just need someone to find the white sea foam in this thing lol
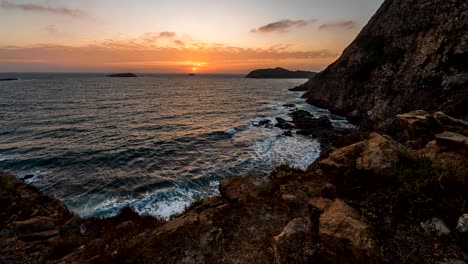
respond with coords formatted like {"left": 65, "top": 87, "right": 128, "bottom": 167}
{"left": 252, "top": 135, "right": 321, "bottom": 171}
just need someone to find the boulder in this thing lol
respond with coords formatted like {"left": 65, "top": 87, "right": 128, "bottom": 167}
{"left": 396, "top": 110, "right": 443, "bottom": 144}
{"left": 319, "top": 133, "right": 410, "bottom": 185}
{"left": 272, "top": 218, "right": 318, "bottom": 264}
{"left": 355, "top": 133, "right": 410, "bottom": 177}
{"left": 318, "top": 199, "right": 382, "bottom": 264}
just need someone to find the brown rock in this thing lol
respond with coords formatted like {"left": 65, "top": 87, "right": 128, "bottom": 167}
{"left": 272, "top": 218, "right": 318, "bottom": 264}
{"left": 355, "top": 133, "right": 410, "bottom": 177}
{"left": 319, "top": 199, "right": 382, "bottom": 264}
{"left": 319, "top": 133, "right": 410, "bottom": 182}
{"left": 396, "top": 110, "right": 442, "bottom": 144}
{"left": 219, "top": 175, "right": 273, "bottom": 203}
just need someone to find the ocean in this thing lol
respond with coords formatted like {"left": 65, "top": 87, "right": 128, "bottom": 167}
{"left": 0, "top": 73, "right": 350, "bottom": 219}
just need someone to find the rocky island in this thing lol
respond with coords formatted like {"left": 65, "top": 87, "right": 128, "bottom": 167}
{"left": 106, "top": 73, "right": 137, "bottom": 78}
{"left": 245, "top": 67, "right": 316, "bottom": 79}
{"left": 1, "top": 0, "right": 467, "bottom": 263}
{"left": 0, "top": 78, "right": 19, "bottom": 81}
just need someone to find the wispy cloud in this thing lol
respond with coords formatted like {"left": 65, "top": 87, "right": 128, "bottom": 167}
{"left": 142, "top": 31, "right": 177, "bottom": 43}
{"left": 250, "top": 19, "right": 316, "bottom": 33}
{"left": 0, "top": 1, "right": 87, "bottom": 18}
{"left": 318, "top": 20, "right": 357, "bottom": 31}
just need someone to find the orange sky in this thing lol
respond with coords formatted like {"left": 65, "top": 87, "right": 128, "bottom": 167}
{"left": 0, "top": 0, "right": 383, "bottom": 73}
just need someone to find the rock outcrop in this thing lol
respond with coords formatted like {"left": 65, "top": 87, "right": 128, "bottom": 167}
{"left": 245, "top": 67, "right": 316, "bottom": 79}
{"left": 300, "top": 0, "right": 468, "bottom": 131}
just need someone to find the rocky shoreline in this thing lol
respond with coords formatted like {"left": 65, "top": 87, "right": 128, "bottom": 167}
{"left": 1, "top": 110, "right": 467, "bottom": 263}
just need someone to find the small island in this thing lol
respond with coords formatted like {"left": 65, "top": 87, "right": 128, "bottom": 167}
{"left": 0, "top": 78, "right": 18, "bottom": 82}
{"left": 245, "top": 67, "right": 316, "bottom": 79}
{"left": 106, "top": 73, "right": 137, "bottom": 78}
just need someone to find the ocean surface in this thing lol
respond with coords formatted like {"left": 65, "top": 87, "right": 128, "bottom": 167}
{"left": 0, "top": 73, "right": 351, "bottom": 219}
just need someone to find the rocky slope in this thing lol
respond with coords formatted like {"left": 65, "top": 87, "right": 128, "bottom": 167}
{"left": 298, "top": 0, "right": 468, "bottom": 131}
{"left": 245, "top": 67, "right": 316, "bottom": 79}
{"left": 1, "top": 111, "right": 467, "bottom": 264}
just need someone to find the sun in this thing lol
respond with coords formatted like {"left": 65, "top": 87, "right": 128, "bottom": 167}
{"left": 192, "top": 67, "right": 197, "bottom": 72}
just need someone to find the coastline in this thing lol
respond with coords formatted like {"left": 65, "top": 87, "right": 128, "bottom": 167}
{"left": 1, "top": 110, "right": 467, "bottom": 263}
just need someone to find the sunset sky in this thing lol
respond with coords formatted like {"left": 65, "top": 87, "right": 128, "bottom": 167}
{"left": 0, "top": 0, "right": 383, "bottom": 73}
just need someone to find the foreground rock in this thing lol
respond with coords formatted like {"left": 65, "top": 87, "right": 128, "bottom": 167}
{"left": 245, "top": 67, "right": 316, "bottom": 79}
{"left": 300, "top": 0, "right": 468, "bottom": 131}
{"left": 106, "top": 73, "right": 137, "bottom": 77}
{"left": 1, "top": 113, "right": 467, "bottom": 263}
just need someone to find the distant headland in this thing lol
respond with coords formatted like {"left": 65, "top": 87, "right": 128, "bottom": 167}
{"left": 245, "top": 67, "right": 316, "bottom": 79}
{"left": 106, "top": 73, "right": 137, "bottom": 78}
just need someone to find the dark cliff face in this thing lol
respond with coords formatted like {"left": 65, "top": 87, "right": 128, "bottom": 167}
{"left": 302, "top": 0, "right": 468, "bottom": 131}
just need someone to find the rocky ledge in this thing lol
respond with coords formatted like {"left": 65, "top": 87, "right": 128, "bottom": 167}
{"left": 1, "top": 111, "right": 467, "bottom": 264}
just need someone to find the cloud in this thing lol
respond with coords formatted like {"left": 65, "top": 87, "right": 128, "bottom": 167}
{"left": 0, "top": 1, "right": 87, "bottom": 18}
{"left": 142, "top": 31, "right": 177, "bottom": 43}
{"left": 250, "top": 19, "right": 315, "bottom": 33}
{"left": 318, "top": 20, "right": 357, "bottom": 31}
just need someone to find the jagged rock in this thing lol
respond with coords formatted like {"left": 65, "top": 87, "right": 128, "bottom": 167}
{"left": 290, "top": 110, "right": 314, "bottom": 119}
{"left": 283, "top": 130, "right": 293, "bottom": 137}
{"left": 433, "top": 112, "right": 468, "bottom": 136}
{"left": 12, "top": 216, "right": 55, "bottom": 234}
{"left": 283, "top": 103, "right": 296, "bottom": 108}
{"left": 275, "top": 117, "right": 295, "bottom": 130}
{"left": 396, "top": 110, "right": 443, "bottom": 144}
{"left": 355, "top": 133, "right": 410, "bottom": 177}
{"left": 435, "top": 132, "right": 468, "bottom": 155}
{"left": 318, "top": 199, "right": 382, "bottom": 264}
{"left": 272, "top": 218, "right": 318, "bottom": 264}
{"left": 301, "top": 0, "right": 468, "bottom": 132}
{"left": 457, "top": 214, "right": 468, "bottom": 233}
{"left": 254, "top": 119, "right": 272, "bottom": 127}
{"left": 319, "top": 133, "right": 410, "bottom": 181}
{"left": 421, "top": 217, "right": 451, "bottom": 236}
{"left": 219, "top": 175, "right": 273, "bottom": 203}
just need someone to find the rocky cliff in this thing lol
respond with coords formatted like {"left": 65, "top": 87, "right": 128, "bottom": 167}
{"left": 300, "top": 0, "right": 468, "bottom": 131}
